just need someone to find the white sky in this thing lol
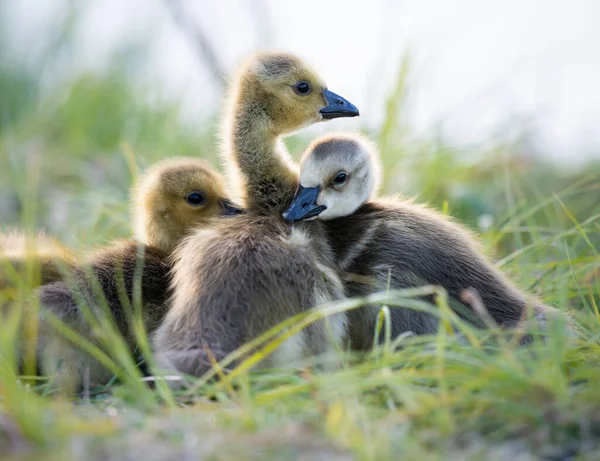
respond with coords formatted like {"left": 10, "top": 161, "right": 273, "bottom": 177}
{"left": 4, "top": 0, "right": 600, "bottom": 162}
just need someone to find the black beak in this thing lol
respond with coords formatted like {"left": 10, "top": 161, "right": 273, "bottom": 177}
{"left": 320, "top": 89, "right": 360, "bottom": 119}
{"left": 282, "top": 185, "right": 327, "bottom": 223}
{"left": 222, "top": 199, "right": 244, "bottom": 216}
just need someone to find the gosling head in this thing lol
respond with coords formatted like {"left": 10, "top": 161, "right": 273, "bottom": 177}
{"left": 132, "top": 157, "right": 242, "bottom": 252}
{"left": 283, "top": 134, "right": 381, "bottom": 222}
{"left": 230, "top": 51, "right": 359, "bottom": 135}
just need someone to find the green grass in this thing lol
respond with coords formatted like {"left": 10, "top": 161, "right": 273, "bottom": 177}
{"left": 2, "top": 19, "right": 600, "bottom": 460}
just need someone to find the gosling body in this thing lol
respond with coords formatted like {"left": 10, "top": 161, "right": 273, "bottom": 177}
{"left": 155, "top": 217, "right": 346, "bottom": 376}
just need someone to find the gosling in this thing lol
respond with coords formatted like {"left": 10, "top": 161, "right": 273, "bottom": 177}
{"left": 154, "top": 52, "right": 359, "bottom": 379}
{"left": 33, "top": 157, "right": 241, "bottom": 390}
{"left": 283, "top": 134, "right": 554, "bottom": 349}
{"left": 0, "top": 232, "right": 76, "bottom": 293}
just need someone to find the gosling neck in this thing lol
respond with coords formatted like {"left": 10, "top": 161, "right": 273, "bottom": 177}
{"left": 133, "top": 209, "right": 174, "bottom": 255}
{"left": 223, "top": 86, "right": 298, "bottom": 214}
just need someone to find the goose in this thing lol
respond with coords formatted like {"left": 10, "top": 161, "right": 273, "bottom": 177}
{"left": 283, "top": 133, "right": 553, "bottom": 349}
{"left": 154, "top": 52, "right": 359, "bottom": 378}
{"left": 32, "top": 157, "right": 241, "bottom": 390}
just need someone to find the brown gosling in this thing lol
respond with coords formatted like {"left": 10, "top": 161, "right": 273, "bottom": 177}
{"left": 154, "top": 52, "right": 359, "bottom": 379}
{"left": 33, "top": 157, "right": 241, "bottom": 390}
{"left": 283, "top": 133, "right": 557, "bottom": 349}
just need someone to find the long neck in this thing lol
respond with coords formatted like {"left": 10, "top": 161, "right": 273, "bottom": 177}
{"left": 222, "top": 88, "right": 298, "bottom": 214}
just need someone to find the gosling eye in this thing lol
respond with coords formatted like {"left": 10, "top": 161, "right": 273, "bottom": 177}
{"left": 293, "top": 81, "right": 312, "bottom": 96}
{"left": 331, "top": 171, "right": 348, "bottom": 187}
{"left": 186, "top": 191, "right": 206, "bottom": 207}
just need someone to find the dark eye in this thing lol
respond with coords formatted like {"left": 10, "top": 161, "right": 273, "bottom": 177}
{"left": 332, "top": 172, "right": 347, "bottom": 186}
{"left": 186, "top": 192, "right": 206, "bottom": 206}
{"left": 294, "top": 81, "right": 312, "bottom": 96}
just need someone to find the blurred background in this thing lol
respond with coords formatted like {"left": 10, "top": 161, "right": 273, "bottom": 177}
{"left": 1, "top": 0, "right": 599, "bottom": 254}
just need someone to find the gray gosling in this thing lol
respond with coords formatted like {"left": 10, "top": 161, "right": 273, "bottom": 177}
{"left": 283, "top": 134, "right": 555, "bottom": 349}
{"left": 154, "top": 52, "right": 359, "bottom": 379}
{"left": 32, "top": 157, "right": 241, "bottom": 391}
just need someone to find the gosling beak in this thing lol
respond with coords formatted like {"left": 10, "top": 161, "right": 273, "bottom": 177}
{"left": 282, "top": 185, "right": 327, "bottom": 223}
{"left": 222, "top": 199, "right": 244, "bottom": 216}
{"left": 320, "top": 89, "right": 360, "bottom": 119}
